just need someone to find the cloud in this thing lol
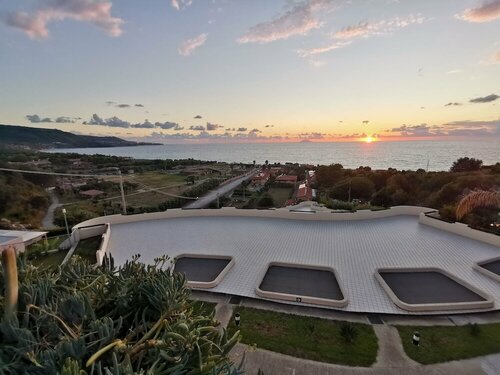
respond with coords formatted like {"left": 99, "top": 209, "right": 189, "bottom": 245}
{"left": 297, "top": 14, "right": 425, "bottom": 57}
{"left": 444, "top": 102, "right": 462, "bottom": 107}
{"left": 469, "top": 94, "right": 499, "bottom": 103}
{"left": 171, "top": 0, "right": 193, "bottom": 11}
{"left": 155, "top": 121, "right": 179, "bottom": 129}
{"left": 456, "top": 0, "right": 500, "bottom": 23}
{"left": 389, "top": 124, "right": 439, "bottom": 137}
{"left": 297, "top": 41, "right": 351, "bottom": 57}
{"left": 387, "top": 120, "right": 500, "bottom": 137}
{"left": 194, "top": 115, "right": 202, "bottom": 119}
{"left": 237, "top": 127, "right": 248, "bottom": 132}
{"left": 135, "top": 104, "right": 144, "bottom": 107}
{"left": 55, "top": 116, "right": 75, "bottom": 123}
{"left": 26, "top": 114, "right": 52, "bottom": 123}
{"left": 83, "top": 113, "right": 130, "bottom": 128}
{"left": 265, "top": 124, "right": 274, "bottom": 128}
{"left": 5, "top": 0, "right": 124, "bottom": 39}
{"left": 362, "top": 120, "right": 369, "bottom": 124}
{"left": 206, "top": 122, "right": 222, "bottom": 131}
{"left": 116, "top": 104, "right": 130, "bottom": 108}
{"left": 105, "top": 101, "right": 116, "bottom": 106}
{"left": 178, "top": 33, "right": 208, "bottom": 56}
{"left": 132, "top": 120, "right": 155, "bottom": 129}
{"left": 447, "top": 69, "right": 462, "bottom": 74}
{"left": 249, "top": 128, "right": 262, "bottom": 133}
{"left": 189, "top": 125, "right": 205, "bottom": 131}
{"left": 333, "top": 14, "right": 425, "bottom": 40}
{"left": 237, "top": 0, "right": 334, "bottom": 44}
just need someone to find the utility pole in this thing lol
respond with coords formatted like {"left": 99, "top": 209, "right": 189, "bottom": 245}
{"left": 348, "top": 180, "right": 351, "bottom": 202}
{"left": 216, "top": 192, "right": 220, "bottom": 209}
{"left": 116, "top": 168, "right": 127, "bottom": 215}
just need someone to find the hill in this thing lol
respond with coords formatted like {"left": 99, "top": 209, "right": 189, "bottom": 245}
{"left": 0, "top": 124, "right": 158, "bottom": 149}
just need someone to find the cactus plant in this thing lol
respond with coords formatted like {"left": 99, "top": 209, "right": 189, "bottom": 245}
{"left": 0, "top": 253, "right": 240, "bottom": 374}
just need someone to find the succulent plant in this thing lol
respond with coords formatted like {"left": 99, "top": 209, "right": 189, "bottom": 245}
{"left": 0, "top": 253, "right": 240, "bottom": 374}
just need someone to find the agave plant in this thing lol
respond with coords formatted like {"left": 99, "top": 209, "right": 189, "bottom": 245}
{"left": 0, "top": 252, "right": 240, "bottom": 374}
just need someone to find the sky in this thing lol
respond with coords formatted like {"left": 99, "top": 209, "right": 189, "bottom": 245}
{"left": 0, "top": 0, "right": 499, "bottom": 144}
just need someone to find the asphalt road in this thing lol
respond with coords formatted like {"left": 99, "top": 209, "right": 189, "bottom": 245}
{"left": 42, "top": 188, "right": 62, "bottom": 229}
{"left": 184, "top": 170, "right": 258, "bottom": 209}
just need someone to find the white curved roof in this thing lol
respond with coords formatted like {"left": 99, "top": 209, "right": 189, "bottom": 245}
{"left": 104, "top": 214, "right": 500, "bottom": 315}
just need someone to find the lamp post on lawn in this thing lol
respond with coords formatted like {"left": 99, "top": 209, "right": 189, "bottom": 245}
{"left": 234, "top": 313, "right": 241, "bottom": 326}
{"left": 62, "top": 208, "right": 70, "bottom": 238}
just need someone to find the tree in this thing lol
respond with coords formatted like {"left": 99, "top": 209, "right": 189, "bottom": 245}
{"left": 456, "top": 189, "right": 500, "bottom": 220}
{"left": 258, "top": 194, "right": 274, "bottom": 208}
{"left": 0, "top": 254, "right": 240, "bottom": 374}
{"left": 450, "top": 157, "right": 483, "bottom": 173}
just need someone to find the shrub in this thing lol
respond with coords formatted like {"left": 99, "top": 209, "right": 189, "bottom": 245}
{"left": 0, "top": 254, "right": 240, "bottom": 374}
{"left": 450, "top": 157, "right": 483, "bottom": 173}
{"left": 339, "top": 322, "right": 358, "bottom": 343}
{"left": 468, "top": 323, "right": 481, "bottom": 337}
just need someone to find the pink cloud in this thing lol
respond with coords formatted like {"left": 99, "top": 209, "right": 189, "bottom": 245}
{"left": 5, "top": 0, "right": 124, "bottom": 39}
{"left": 456, "top": 0, "right": 500, "bottom": 22}
{"left": 178, "top": 33, "right": 208, "bottom": 56}
{"left": 237, "top": 0, "right": 335, "bottom": 44}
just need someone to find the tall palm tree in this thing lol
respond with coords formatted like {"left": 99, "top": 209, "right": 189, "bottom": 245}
{"left": 455, "top": 189, "right": 500, "bottom": 220}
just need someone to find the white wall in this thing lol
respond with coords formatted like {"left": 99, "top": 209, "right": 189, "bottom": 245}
{"left": 419, "top": 213, "right": 500, "bottom": 247}
{"left": 73, "top": 205, "right": 433, "bottom": 229}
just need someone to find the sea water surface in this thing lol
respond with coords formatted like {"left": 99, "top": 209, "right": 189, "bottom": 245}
{"left": 45, "top": 140, "right": 499, "bottom": 171}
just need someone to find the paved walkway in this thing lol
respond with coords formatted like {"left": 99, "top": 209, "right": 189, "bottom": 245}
{"left": 184, "top": 170, "right": 258, "bottom": 209}
{"left": 229, "top": 344, "right": 500, "bottom": 375}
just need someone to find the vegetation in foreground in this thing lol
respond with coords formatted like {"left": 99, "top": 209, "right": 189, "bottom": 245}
{"left": 227, "top": 307, "right": 378, "bottom": 367}
{"left": 0, "top": 252, "right": 240, "bottom": 374}
{"left": 398, "top": 324, "right": 500, "bottom": 364}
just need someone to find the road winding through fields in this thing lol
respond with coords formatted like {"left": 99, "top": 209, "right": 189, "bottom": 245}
{"left": 184, "top": 169, "right": 258, "bottom": 209}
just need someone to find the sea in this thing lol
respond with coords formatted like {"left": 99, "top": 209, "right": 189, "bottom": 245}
{"left": 45, "top": 140, "right": 500, "bottom": 171}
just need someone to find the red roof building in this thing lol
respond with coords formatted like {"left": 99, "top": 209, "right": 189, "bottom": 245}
{"left": 275, "top": 175, "right": 298, "bottom": 184}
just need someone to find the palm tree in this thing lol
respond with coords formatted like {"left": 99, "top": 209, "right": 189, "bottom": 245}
{"left": 455, "top": 189, "right": 500, "bottom": 220}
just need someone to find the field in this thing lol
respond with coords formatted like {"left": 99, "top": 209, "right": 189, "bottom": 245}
{"left": 267, "top": 187, "right": 293, "bottom": 207}
{"left": 398, "top": 324, "right": 500, "bottom": 364}
{"left": 227, "top": 307, "right": 378, "bottom": 366}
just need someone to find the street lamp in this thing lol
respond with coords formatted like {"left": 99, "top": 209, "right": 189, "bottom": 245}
{"left": 62, "top": 208, "right": 70, "bottom": 238}
{"left": 234, "top": 313, "right": 241, "bottom": 326}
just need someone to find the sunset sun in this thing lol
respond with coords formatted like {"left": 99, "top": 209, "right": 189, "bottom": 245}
{"left": 364, "top": 136, "right": 374, "bottom": 143}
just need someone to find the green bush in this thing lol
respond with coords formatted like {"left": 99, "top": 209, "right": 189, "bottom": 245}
{"left": 339, "top": 322, "right": 358, "bottom": 343}
{"left": 0, "top": 254, "right": 240, "bottom": 374}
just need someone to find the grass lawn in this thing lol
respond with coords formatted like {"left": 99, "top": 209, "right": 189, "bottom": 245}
{"left": 74, "top": 236, "right": 101, "bottom": 264}
{"left": 267, "top": 187, "right": 293, "bottom": 207}
{"left": 228, "top": 307, "right": 378, "bottom": 367}
{"left": 127, "top": 172, "right": 186, "bottom": 188}
{"left": 398, "top": 324, "right": 500, "bottom": 364}
{"left": 27, "top": 236, "right": 67, "bottom": 253}
{"left": 32, "top": 250, "right": 68, "bottom": 269}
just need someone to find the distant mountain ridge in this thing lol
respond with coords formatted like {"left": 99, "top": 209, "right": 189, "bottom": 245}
{"left": 0, "top": 124, "right": 158, "bottom": 149}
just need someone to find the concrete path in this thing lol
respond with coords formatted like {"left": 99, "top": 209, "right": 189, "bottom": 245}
{"left": 42, "top": 188, "right": 62, "bottom": 229}
{"left": 372, "top": 325, "right": 418, "bottom": 368}
{"left": 184, "top": 170, "right": 258, "bottom": 209}
{"left": 214, "top": 303, "right": 234, "bottom": 333}
{"left": 230, "top": 344, "right": 499, "bottom": 375}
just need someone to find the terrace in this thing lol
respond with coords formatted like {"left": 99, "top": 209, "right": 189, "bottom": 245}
{"left": 73, "top": 206, "right": 500, "bottom": 315}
